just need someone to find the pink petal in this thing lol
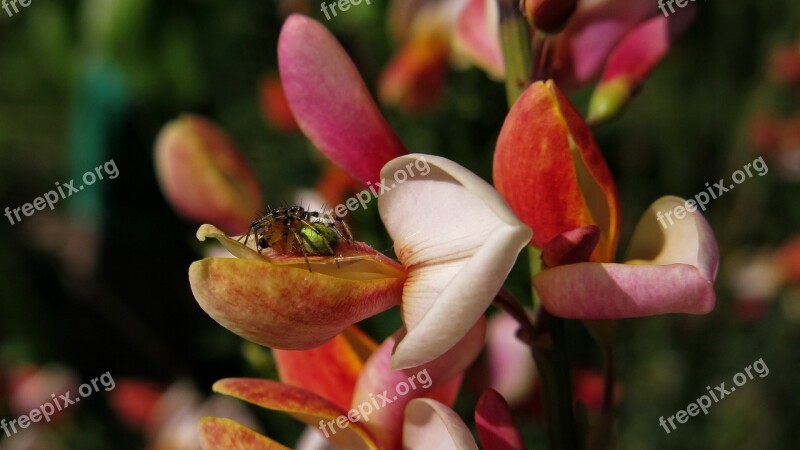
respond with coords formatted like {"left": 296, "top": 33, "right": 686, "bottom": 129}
{"left": 475, "top": 389, "right": 524, "bottom": 450}
{"left": 278, "top": 14, "right": 407, "bottom": 184}
{"left": 588, "top": 7, "right": 695, "bottom": 122}
{"left": 378, "top": 155, "right": 531, "bottom": 368}
{"left": 350, "top": 321, "right": 484, "bottom": 449}
{"left": 403, "top": 399, "right": 478, "bottom": 450}
{"left": 534, "top": 196, "right": 719, "bottom": 319}
{"left": 453, "top": 0, "right": 504, "bottom": 79}
{"left": 551, "top": 0, "right": 656, "bottom": 87}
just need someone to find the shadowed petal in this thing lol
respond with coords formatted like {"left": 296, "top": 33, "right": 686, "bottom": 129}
{"left": 199, "top": 417, "right": 290, "bottom": 450}
{"left": 403, "top": 399, "right": 478, "bottom": 450}
{"left": 213, "top": 379, "right": 379, "bottom": 450}
{"left": 379, "top": 155, "right": 531, "bottom": 369}
{"left": 534, "top": 196, "right": 719, "bottom": 318}
{"left": 279, "top": 14, "right": 407, "bottom": 184}
{"left": 189, "top": 225, "right": 405, "bottom": 350}
{"left": 494, "top": 81, "right": 619, "bottom": 261}
{"left": 274, "top": 327, "right": 377, "bottom": 411}
{"left": 379, "top": 34, "right": 450, "bottom": 111}
{"left": 154, "top": 115, "right": 262, "bottom": 234}
{"left": 475, "top": 389, "right": 524, "bottom": 450}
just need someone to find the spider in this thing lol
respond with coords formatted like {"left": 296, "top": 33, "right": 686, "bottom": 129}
{"left": 239, "top": 206, "right": 352, "bottom": 271}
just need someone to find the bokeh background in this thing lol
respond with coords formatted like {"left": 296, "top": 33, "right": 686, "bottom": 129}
{"left": 1, "top": 0, "right": 799, "bottom": 448}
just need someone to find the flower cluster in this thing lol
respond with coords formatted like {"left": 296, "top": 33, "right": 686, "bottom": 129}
{"left": 154, "top": 3, "right": 719, "bottom": 448}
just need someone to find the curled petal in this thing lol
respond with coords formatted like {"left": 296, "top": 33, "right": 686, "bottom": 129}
{"left": 213, "top": 379, "right": 379, "bottom": 450}
{"left": 154, "top": 115, "right": 262, "bottom": 234}
{"left": 534, "top": 196, "right": 719, "bottom": 318}
{"left": 453, "top": 0, "right": 504, "bottom": 79}
{"left": 379, "top": 155, "right": 531, "bottom": 368}
{"left": 199, "top": 417, "right": 290, "bottom": 450}
{"left": 189, "top": 225, "right": 405, "bottom": 350}
{"left": 494, "top": 81, "right": 619, "bottom": 261}
{"left": 475, "top": 389, "right": 524, "bottom": 450}
{"left": 403, "top": 399, "right": 478, "bottom": 450}
{"left": 274, "top": 327, "right": 377, "bottom": 411}
{"left": 278, "top": 14, "right": 407, "bottom": 184}
{"left": 588, "top": 8, "right": 695, "bottom": 124}
{"left": 350, "top": 321, "right": 484, "bottom": 449}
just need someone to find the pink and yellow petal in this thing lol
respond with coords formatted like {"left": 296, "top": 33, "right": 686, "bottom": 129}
{"left": 189, "top": 225, "right": 406, "bottom": 350}
{"left": 534, "top": 196, "right": 719, "bottom": 319}
{"left": 213, "top": 379, "right": 379, "bottom": 450}
{"left": 403, "top": 399, "right": 478, "bottom": 450}
{"left": 154, "top": 115, "right": 262, "bottom": 234}
{"left": 200, "top": 417, "right": 290, "bottom": 450}
{"left": 278, "top": 14, "right": 407, "bottom": 184}
{"left": 494, "top": 80, "right": 619, "bottom": 261}
{"left": 378, "top": 155, "right": 531, "bottom": 368}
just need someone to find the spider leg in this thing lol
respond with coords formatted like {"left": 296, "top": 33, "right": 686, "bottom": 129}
{"left": 288, "top": 226, "right": 313, "bottom": 272}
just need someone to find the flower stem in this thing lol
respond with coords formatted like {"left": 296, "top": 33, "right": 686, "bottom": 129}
{"left": 497, "top": 0, "right": 533, "bottom": 106}
{"left": 494, "top": 289, "right": 580, "bottom": 450}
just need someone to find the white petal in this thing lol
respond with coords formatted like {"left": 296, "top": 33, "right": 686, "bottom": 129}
{"left": 378, "top": 154, "right": 531, "bottom": 368}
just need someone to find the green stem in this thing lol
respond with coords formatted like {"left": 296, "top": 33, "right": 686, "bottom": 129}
{"left": 497, "top": 0, "right": 533, "bottom": 106}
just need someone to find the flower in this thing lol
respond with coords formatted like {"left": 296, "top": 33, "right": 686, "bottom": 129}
{"left": 188, "top": 14, "right": 531, "bottom": 369}
{"left": 189, "top": 153, "right": 531, "bottom": 369}
{"left": 534, "top": 196, "right": 719, "bottom": 319}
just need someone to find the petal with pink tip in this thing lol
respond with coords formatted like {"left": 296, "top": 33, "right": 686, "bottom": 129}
{"left": 200, "top": 417, "right": 290, "bottom": 450}
{"left": 378, "top": 155, "right": 531, "bottom": 369}
{"left": 350, "top": 321, "right": 484, "bottom": 449}
{"left": 190, "top": 225, "right": 405, "bottom": 350}
{"left": 453, "top": 0, "right": 504, "bottom": 79}
{"left": 278, "top": 14, "right": 407, "bottom": 185}
{"left": 475, "top": 389, "right": 524, "bottom": 450}
{"left": 534, "top": 196, "right": 719, "bottom": 319}
{"left": 403, "top": 399, "right": 478, "bottom": 450}
{"left": 274, "top": 327, "right": 377, "bottom": 411}
{"left": 213, "top": 379, "right": 379, "bottom": 450}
